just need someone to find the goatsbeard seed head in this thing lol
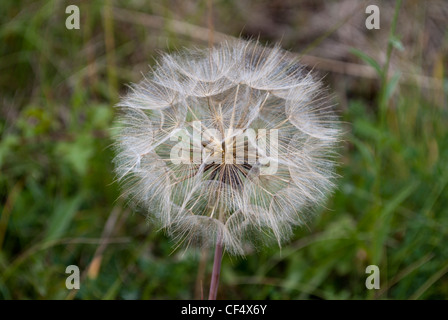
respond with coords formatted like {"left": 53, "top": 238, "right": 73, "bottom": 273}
{"left": 113, "top": 39, "right": 341, "bottom": 255}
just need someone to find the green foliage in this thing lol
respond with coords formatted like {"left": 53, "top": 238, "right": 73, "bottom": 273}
{"left": 0, "top": 0, "right": 447, "bottom": 300}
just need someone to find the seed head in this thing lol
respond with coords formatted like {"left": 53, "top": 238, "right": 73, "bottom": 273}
{"left": 113, "top": 40, "right": 341, "bottom": 255}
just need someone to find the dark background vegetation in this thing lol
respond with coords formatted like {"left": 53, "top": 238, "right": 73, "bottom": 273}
{"left": 1, "top": 0, "right": 447, "bottom": 299}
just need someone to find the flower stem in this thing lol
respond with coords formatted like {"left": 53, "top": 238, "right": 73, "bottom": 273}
{"left": 208, "top": 232, "right": 223, "bottom": 300}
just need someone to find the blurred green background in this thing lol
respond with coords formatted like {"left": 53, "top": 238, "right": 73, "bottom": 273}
{"left": 1, "top": 0, "right": 447, "bottom": 299}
